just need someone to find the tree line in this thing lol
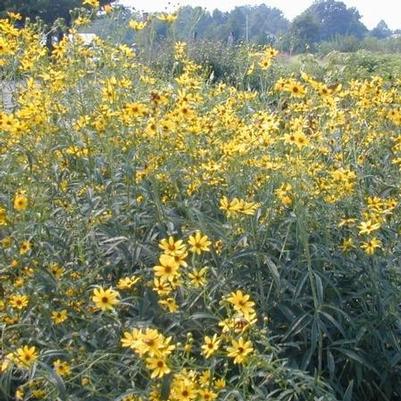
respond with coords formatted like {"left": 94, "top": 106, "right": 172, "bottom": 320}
{"left": 0, "top": 0, "right": 399, "bottom": 53}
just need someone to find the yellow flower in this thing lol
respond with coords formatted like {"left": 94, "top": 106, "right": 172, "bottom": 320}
{"left": 92, "top": 287, "right": 120, "bottom": 311}
{"left": 284, "top": 131, "right": 309, "bottom": 149}
{"left": 198, "top": 389, "right": 217, "bottom": 401}
{"left": 226, "top": 337, "right": 253, "bottom": 364}
{"left": 0, "top": 207, "right": 7, "bottom": 226}
{"left": 338, "top": 218, "right": 356, "bottom": 227}
{"left": 226, "top": 290, "right": 255, "bottom": 320}
{"left": 286, "top": 81, "right": 306, "bottom": 97}
{"left": 339, "top": 238, "right": 355, "bottom": 253}
{"left": 146, "top": 356, "right": 171, "bottom": 378}
{"left": 214, "top": 378, "right": 226, "bottom": 389}
{"left": 51, "top": 310, "right": 68, "bottom": 324}
{"left": 219, "top": 196, "right": 242, "bottom": 217}
{"left": 171, "top": 251, "right": 188, "bottom": 269}
{"left": 0, "top": 236, "right": 12, "bottom": 248}
{"left": 214, "top": 240, "right": 223, "bottom": 254}
{"left": 239, "top": 200, "right": 260, "bottom": 216}
{"left": 358, "top": 220, "right": 381, "bottom": 235}
{"left": 1, "top": 353, "right": 15, "bottom": 373}
{"left": 275, "top": 183, "right": 293, "bottom": 206}
{"left": 159, "top": 236, "right": 187, "bottom": 256}
{"left": 73, "top": 16, "right": 91, "bottom": 26}
{"left": 122, "top": 394, "right": 141, "bottom": 401}
{"left": 53, "top": 359, "right": 71, "bottom": 377}
{"left": 15, "top": 388, "right": 24, "bottom": 400}
{"left": 32, "top": 390, "right": 47, "bottom": 399}
{"left": 233, "top": 315, "right": 257, "bottom": 333}
{"left": 83, "top": 0, "right": 99, "bottom": 7}
{"left": 219, "top": 197, "right": 259, "bottom": 217}
{"left": 153, "top": 278, "right": 173, "bottom": 297}
{"left": 188, "top": 232, "right": 211, "bottom": 255}
{"left": 14, "top": 192, "right": 28, "bottom": 211}
{"left": 198, "top": 370, "right": 211, "bottom": 386}
{"left": 170, "top": 379, "right": 197, "bottom": 401}
{"left": 360, "top": 237, "right": 382, "bottom": 255}
{"left": 124, "top": 328, "right": 175, "bottom": 358}
{"left": 117, "top": 277, "right": 132, "bottom": 290}
{"left": 103, "top": 4, "right": 113, "bottom": 14}
{"left": 188, "top": 267, "right": 208, "bottom": 288}
{"left": 121, "top": 328, "right": 141, "bottom": 349}
{"left": 19, "top": 240, "right": 32, "bottom": 255}
{"left": 293, "top": 131, "right": 309, "bottom": 149}
{"left": 123, "top": 102, "right": 149, "bottom": 118}
{"left": 7, "top": 12, "right": 22, "bottom": 20}
{"left": 157, "top": 13, "right": 177, "bottom": 23}
{"left": 15, "top": 345, "right": 38, "bottom": 368}
{"left": 246, "top": 62, "right": 255, "bottom": 75}
{"left": 201, "top": 334, "right": 220, "bottom": 359}
{"left": 141, "top": 329, "right": 169, "bottom": 357}
{"left": 158, "top": 297, "right": 178, "bottom": 313}
{"left": 142, "top": 329, "right": 165, "bottom": 356}
{"left": 9, "top": 294, "right": 29, "bottom": 310}
{"left": 117, "top": 275, "right": 141, "bottom": 290}
{"left": 264, "top": 46, "right": 279, "bottom": 58}
{"left": 49, "top": 263, "right": 64, "bottom": 279}
{"left": 129, "top": 20, "right": 147, "bottom": 31}
{"left": 153, "top": 254, "right": 180, "bottom": 282}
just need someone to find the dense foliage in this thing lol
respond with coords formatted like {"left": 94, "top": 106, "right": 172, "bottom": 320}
{"left": 81, "top": 1, "right": 401, "bottom": 55}
{"left": 0, "top": 0, "right": 113, "bottom": 25}
{"left": 1, "top": 4, "right": 401, "bottom": 401}
{"left": 301, "top": 0, "right": 368, "bottom": 41}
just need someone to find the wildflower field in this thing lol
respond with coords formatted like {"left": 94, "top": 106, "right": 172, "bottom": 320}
{"left": 1, "top": 7, "right": 401, "bottom": 401}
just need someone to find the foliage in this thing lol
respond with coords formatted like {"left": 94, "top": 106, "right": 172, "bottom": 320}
{"left": 371, "top": 20, "right": 392, "bottom": 40}
{"left": 0, "top": 0, "right": 113, "bottom": 26}
{"left": 301, "top": 0, "right": 368, "bottom": 41}
{"left": 317, "top": 35, "right": 401, "bottom": 55}
{"left": 172, "top": 5, "right": 289, "bottom": 44}
{"left": 321, "top": 50, "right": 401, "bottom": 80}
{"left": 80, "top": 5, "right": 134, "bottom": 44}
{"left": 2, "top": 7, "right": 401, "bottom": 401}
{"left": 79, "top": 3, "right": 401, "bottom": 58}
{"left": 285, "top": 13, "right": 321, "bottom": 53}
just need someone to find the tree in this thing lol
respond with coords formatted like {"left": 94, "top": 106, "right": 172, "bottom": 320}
{"left": 371, "top": 20, "right": 392, "bottom": 39}
{"left": 83, "top": 5, "right": 133, "bottom": 43}
{"left": 303, "top": 0, "right": 367, "bottom": 41}
{"left": 0, "top": 0, "right": 113, "bottom": 26}
{"left": 288, "top": 13, "right": 320, "bottom": 52}
{"left": 247, "top": 5, "right": 289, "bottom": 44}
{"left": 173, "top": 5, "right": 289, "bottom": 44}
{"left": 175, "top": 6, "right": 212, "bottom": 42}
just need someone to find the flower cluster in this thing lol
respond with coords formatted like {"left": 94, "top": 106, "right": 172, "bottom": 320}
{"left": 1, "top": 4, "right": 401, "bottom": 401}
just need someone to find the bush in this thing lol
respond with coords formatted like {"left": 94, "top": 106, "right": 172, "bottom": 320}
{"left": 1, "top": 10, "right": 401, "bottom": 401}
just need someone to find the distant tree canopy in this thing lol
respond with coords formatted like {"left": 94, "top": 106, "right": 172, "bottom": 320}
{"left": 0, "top": 0, "right": 113, "bottom": 26}
{"left": 173, "top": 5, "right": 289, "bottom": 44}
{"left": 302, "top": 0, "right": 368, "bottom": 41}
{"left": 288, "top": 13, "right": 321, "bottom": 52}
{"left": 371, "top": 20, "right": 392, "bottom": 39}
{"left": 6, "top": 0, "right": 397, "bottom": 55}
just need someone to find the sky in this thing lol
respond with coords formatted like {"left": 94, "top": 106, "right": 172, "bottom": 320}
{"left": 117, "top": 0, "right": 401, "bottom": 30}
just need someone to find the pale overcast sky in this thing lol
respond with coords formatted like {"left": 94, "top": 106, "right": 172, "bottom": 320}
{"left": 117, "top": 0, "right": 401, "bottom": 30}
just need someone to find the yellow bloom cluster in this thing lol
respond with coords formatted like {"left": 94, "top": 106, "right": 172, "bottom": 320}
{"left": 219, "top": 196, "right": 260, "bottom": 217}
{"left": 122, "top": 328, "right": 175, "bottom": 378}
{"left": 339, "top": 196, "right": 397, "bottom": 255}
{"left": 1, "top": 8, "right": 401, "bottom": 401}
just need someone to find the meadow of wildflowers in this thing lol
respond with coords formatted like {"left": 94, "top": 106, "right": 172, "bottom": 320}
{"left": 1, "top": 4, "right": 401, "bottom": 401}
